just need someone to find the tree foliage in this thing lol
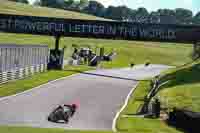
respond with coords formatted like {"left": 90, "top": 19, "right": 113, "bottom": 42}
{"left": 29, "top": 0, "right": 200, "bottom": 25}
{"left": 193, "top": 12, "right": 200, "bottom": 25}
{"left": 39, "top": 0, "right": 65, "bottom": 8}
{"left": 8, "top": 0, "right": 29, "bottom": 4}
{"left": 84, "top": 0, "right": 105, "bottom": 17}
{"left": 175, "top": 8, "right": 193, "bottom": 24}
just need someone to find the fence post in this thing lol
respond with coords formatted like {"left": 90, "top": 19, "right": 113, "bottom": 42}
{"left": 0, "top": 72, "right": 2, "bottom": 83}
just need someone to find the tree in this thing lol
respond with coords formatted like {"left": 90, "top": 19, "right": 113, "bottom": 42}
{"left": 157, "top": 9, "right": 176, "bottom": 24}
{"left": 33, "top": 0, "right": 41, "bottom": 6}
{"left": 149, "top": 11, "right": 160, "bottom": 23}
{"left": 117, "top": 6, "right": 133, "bottom": 21}
{"left": 78, "top": 0, "right": 89, "bottom": 11}
{"left": 175, "top": 8, "right": 193, "bottom": 24}
{"left": 193, "top": 12, "right": 200, "bottom": 25}
{"left": 63, "top": 0, "right": 75, "bottom": 10}
{"left": 84, "top": 0, "right": 105, "bottom": 17}
{"left": 157, "top": 9, "right": 175, "bottom": 16}
{"left": 8, "top": 0, "right": 29, "bottom": 4}
{"left": 40, "top": 0, "right": 65, "bottom": 9}
{"left": 104, "top": 6, "right": 121, "bottom": 20}
{"left": 134, "top": 7, "right": 149, "bottom": 23}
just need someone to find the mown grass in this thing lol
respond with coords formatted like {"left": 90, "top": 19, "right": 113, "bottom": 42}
{"left": 0, "top": 126, "right": 112, "bottom": 133}
{"left": 0, "top": 0, "right": 107, "bottom": 20}
{"left": 120, "top": 81, "right": 151, "bottom": 115}
{"left": 116, "top": 60, "right": 200, "bottom": 133}
{"left": 0, "top": 33, "right": 193, "bottom": 68}
{"left": 157, "top": 60, "right": 200, "bottom": 112}
{"left": 117, "top": 117, "right": 181, "bottom": 133}
{"left": 116, "top": 81, "right": 181, "bottom": 133}
{"left": 0, "top": 1, "right": 192, "bottom": 68}
{"left": 0, "top": 1, "right": 196, "bottom": 132}
{"left": 0, "top": 65, "right": 93, "bottom": 97}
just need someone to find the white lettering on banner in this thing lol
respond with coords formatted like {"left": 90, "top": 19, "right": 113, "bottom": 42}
{"left": 14, "top": 19, "right": 22, "bottom": 29}
{"left": 68, "top": 24, "right": 72, "bottom": 32}
{"left": 131, "top": 28, "right": 138, "bottom": 38}
{"left": 139, "top": 29, "right": 148, "bottom": 38}
{"left": 43, "top": 22, "right": 49, "bottom": 32}
{"left": 139, "top": 28, "right": 176, "bottom": 40}
{"left": 7, "top": 19, "right": 12, "bottom": 29}
{"left": 25, "top": 21, "right": 36, "bottom": 31}
{"left": 61, "top": 23, "right": 64, "bottom": 32}
{"left": 168, "top": 30, "right": 176, "bottom": 39}
{"left": 49, "top": 23, "right": 56, "bottom": 32}
{"left": 68, "top": 24, "right": 105, "bottom": 34}
{"left": 55, "top": 23, "right": 64, "bottom": 32}
{"left": 107, "top": 26, "right": 117, "bottom": 35}
{"left": 0, "top": 17, "right": 179, "bottom": 40}
{"left": 99, "top": 26, "right": 105, "bottom": 34}
{"left": 83, "top": 24, "right": 91, "bottom": 33}
{"left": 36, "top": 22, "right": 42, "bottom": 31}
{"left": 93, "top": 25, "right": 99, "bottom": 34}
{"left": 82, "top": 24, "right": 86, "bottom": 32}
{"left": 0, "top": 19, "right": 6, "bottom": 29}
{"left": 119, "top": 26, "right": 126, "bottom": 36}
{"left": 88, "top": 25, "right": 92, "bottom": 33}
{"left": 74, "top": 24, "right": 81, "bottom": 33}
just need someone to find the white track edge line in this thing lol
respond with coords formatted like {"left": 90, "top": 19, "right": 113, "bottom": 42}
{"left": 112, "top": 82, "right": 139, "bottom": 132}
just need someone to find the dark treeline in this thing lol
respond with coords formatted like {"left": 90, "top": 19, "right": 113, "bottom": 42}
{"left": 9, "top": 0, "right": 200, "bottom": 25}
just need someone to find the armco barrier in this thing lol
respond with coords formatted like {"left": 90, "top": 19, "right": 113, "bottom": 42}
{"left": 0, "top": 44, "right": 49, "bottom": 84}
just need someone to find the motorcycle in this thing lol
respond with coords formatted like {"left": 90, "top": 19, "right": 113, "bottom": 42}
{"left": 48, "top": 104, "right": 77, "bottom": 123}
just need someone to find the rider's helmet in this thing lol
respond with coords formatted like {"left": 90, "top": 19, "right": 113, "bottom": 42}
{"left": 71, "top": 103, "right": 78, "bottom": 109}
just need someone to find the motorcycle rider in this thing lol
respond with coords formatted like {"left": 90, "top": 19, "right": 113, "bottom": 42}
{"left": 48, "top": 103, "right": 78, "bottom": 123}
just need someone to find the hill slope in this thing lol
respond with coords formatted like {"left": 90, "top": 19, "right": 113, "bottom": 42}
{"left": 157, "top": 60, "right": 200, "bottom": 112}
{"left": 0, "top": 0, "right": 192, "bottom": 68}
{"left": 0, "top": 0, "right": 107, "bottom": 20}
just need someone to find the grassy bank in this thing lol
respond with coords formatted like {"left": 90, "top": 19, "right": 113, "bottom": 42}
{"left": 116, "top": 60, "right": 200, "bottom": 133}
{"left": 0, "top": 65, "right": 92, "bottom": 97}
{"left": 0, "top": 0, "right": 106, "bottom": 20}
{"left": 0, "top": 126, "right": 112, "bottom": 133}
{"left": 116, "top": 81, "right": 181, "bottom": 133}
{"left": 0, "top": 1, "right": 196, "bottom": 133}
{"left": 0, "top": 33, "right": 192, "bottom": 68}
{"left": 157, "top": 60, "right": 200, "bottom": 112}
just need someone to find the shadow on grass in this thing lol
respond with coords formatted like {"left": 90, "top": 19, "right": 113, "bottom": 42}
{"left": 167, "top": 120, "right": 195, "bottom": 133}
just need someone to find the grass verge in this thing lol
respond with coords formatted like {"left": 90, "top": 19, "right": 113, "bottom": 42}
{"left": 0, "top": 1, "right": 196, "bottom": 132}
{"left": 0, "top": 33, "right": 193, "bottom": 68}
{"left": 116, "top": 81, "right": 181, "bottom": 133}
{"left": 157, "top": 60, "right": 200, "bottom": 112}
{"left": 0, "top": 0, "right": 107, "bottom": 20}
{"left": 116, "top": 60, "right": 200, "bottom": 133}
{"left": 0, "top": 126, "right": 112, "bottom": 133}
{"left": 0, "top": 65, "right": 93, "bottom": 97}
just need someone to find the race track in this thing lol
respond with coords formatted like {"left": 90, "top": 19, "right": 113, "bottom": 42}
{"left": 0, "top": 65, "right": 171, "bottom": 130}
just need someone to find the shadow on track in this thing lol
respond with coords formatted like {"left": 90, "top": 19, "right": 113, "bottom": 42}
{"left": 64, "top": 69, "right": 150, "bottom": 82}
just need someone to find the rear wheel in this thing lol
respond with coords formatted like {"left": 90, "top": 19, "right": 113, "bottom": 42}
{"left": 48, "top": 114, "right": 58, "bottom": 122}
{"left": 48, "top": 108, "right": 62, "bottom": 122}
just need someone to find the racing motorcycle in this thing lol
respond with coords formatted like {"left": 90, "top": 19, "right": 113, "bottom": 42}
{"left": 48, "top": 104, "right": 78, "bottom": 123}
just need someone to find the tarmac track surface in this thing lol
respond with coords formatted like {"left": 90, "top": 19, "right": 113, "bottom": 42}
{"left": 0, "top": 65, "right": 171, "bottom": 130}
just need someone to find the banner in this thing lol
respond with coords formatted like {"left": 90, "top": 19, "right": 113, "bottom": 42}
{"left": 0, "top": 13, "right": 200, "bottom": 43}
